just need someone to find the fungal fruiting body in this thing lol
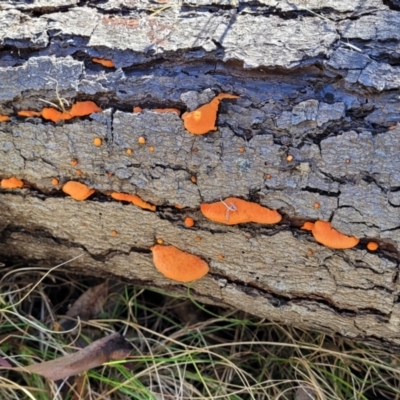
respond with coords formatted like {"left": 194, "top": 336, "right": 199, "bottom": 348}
{"left": 151, "top": 244, "right": 209, "bottom": 282}
{"left": 51, "top": 178, "right": 59, "bottom": 186}
{"left": 0, "top": 114, "right": 10, "bottom": 122}
{"left": 110, "top": 192, "right": 156, "bottom": 211}
{"left": 18, "top": 110, "right": 42, "bottom": 117}
{"left": 133, "top": 107, "right": 143, "bottom": 113}
{"left": 1, "top": 177, "right": 24, "bottom": 189}
{"left": 301, "top": 220, "right": 359, "bottom": 249}
{"left": 367, "top": 241, "right": 379, "bottom": 251}
{"left": 182, "top": 93, "right": 239, "bottom": 135}
{"left": 93, "top": 138, "right": 102, "bottom": 146}
{"left": 92, "top": 58, "right": 114, "bottom": 68}
{"left": 41, "top": 101, "right": 102, "bottom": 123}
{"left": 62, "top": 181, "right": 95, "bottom": 201}
{"left": 184, "top": 217, "right": 195, "bottom": 227}
{"left": 200, "top": 197, "right": 282, "bottom": 225}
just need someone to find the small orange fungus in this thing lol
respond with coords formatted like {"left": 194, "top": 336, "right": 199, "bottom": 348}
{"left": 265, "top": 174, "right": 271, "bottom": 179}
{"left": 217, "top": 254, "right": 224, "bottom": 260}
{"left": 307, "top": 249, "right": 313, "bottom": 255}
{"left": 93, "top": 137, "right": 102, "bottom": 146}
{"left": 76, "top": 169, "right": 82, "bottom": 176}
{"left": 1, "top": 177, "right": 24, "bottom": 189}
{"left": 149, "top": 146, "right": 154, "bottom": 152}
{"left": 51, "top": 178, "right": 59, "bottom": 186}
{"left": 201, "top": 197, "right": 282, "bottom": 225}
{"left": 107, "top": 172, "right": 113, "bottom": 177}
{"left": 110, "top": 192, "right": 156, "bottom": 211}
{"left": 196, "top": 236, "right": 202, "bottom": 241}
{"left": 133, "top": 106, "right": 143, "bottom": 113}
{"left": 0, "top": 114, "right": 10, "bottom": 122}
{"left": 18, "top": 110, "right": 42, "bottom": 118}
{"left": 314, "top": 202, "right": 320, "bottom": 209}
{"left": 157, "top": 238, "right": 164, "bottom": 244}
{"left": 111, "top": 230, "right": 118, "bottom": 236}
{"left": 41, "top": 101, "right": 102, "bottom": 123}
{"left": 345, "top": 158, "right": 350, "bottom": 164}
{"left": 92, "top": 57, "right": 114, "bottom": 68}
{"left": 182, "top": 93, "right": 239, "bottom": 135}
{"left": 175, "top": 204, "right": 185, "bottom": 209}
{"left": 62, "top": 181, "right": 95, "bottom": 201}
{"left": 126, "top": 148, "right": 132, "bottom": 155}
{"left": 153, "top": 108, "right": 181, "bottom": 116}
{"left": 302, "top": 220, "right": 359, "bottom": 249}
{"left": 71, "top": 159, "right": 78, "bottom": 167}
{"left": 138, "top": 137, "right": 146, "bottom": 144}
{"left": 190, "top": 176, "right": 197, "bottom": 183}
{"left": 287, "top": 155, "right": 293, "bottom": 162}
{"left": 367, "top": 241, "right": 379, "bottom": 251}
{"left": 184, "top": 217, "right": 195, "bottom": 227}
{"left": 151, "top": 244, "right": 209, "bottom": 282}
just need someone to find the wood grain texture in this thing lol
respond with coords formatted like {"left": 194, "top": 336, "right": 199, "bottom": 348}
{"left": 1, "top": 0, "right": 400, "bottom": 350}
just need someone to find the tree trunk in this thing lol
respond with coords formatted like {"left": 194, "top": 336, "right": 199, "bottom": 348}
{"left": 1, "top": 0, "right": 400, "bottom": 350}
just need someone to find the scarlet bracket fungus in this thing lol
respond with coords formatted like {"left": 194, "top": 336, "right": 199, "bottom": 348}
{"left": 184, "top": 217, "right": 195, "bottom": 227}
{"left": 0, "top": 114, "right": 10, "bottom": 122}
{"left": 62, "top": 181, "right": 95, "bottom": 201}
{"left": 41, "top": 101, "right": 102, "bottom": 123}
{"left": 51, "top": 178, "right": 59, "bottom": 186}
{"left": 301, "top": 220, "right": 359, "bottom": 249}
{"left": 181, "top": 93, "right": 239, "bottom": 135}
{"left": 93, "top": 137, "right": 102, "bottom": 146}
{"left": 110, "top": 192, "right": 156, "bottom": 211}
{"left": 18, "top": 110, "right": 41, "bottom": 118}
{"left": 367, "top": 241, "right": 379, "bottom": 251}
{"left": 153, "top": 108, "right": 181, "bottom": 116}
{"left": 1, "top": 177, "right": 24, "bottom": 189}
{"left": 151, "top": 244, "right": 209, "bottom": 282}
{"left": 200, "top": 197, "right": 282, "bottom": 225}
{"left": 92, "top": 57, "right": 115, "bottom": 68}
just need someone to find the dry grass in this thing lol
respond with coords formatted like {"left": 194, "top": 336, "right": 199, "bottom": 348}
{"left": 0, "top": 259, "right": 400, "bottom": 400}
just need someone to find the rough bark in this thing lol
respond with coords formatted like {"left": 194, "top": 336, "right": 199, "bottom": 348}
{"left": 1, "top": 0, "right": 400, "bottom": 350}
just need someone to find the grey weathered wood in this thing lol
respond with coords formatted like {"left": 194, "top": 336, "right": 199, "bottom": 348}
{"left": 1, "top": 0, "right": 400, "bottom": 350}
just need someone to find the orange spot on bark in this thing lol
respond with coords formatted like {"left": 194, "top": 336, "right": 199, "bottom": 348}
{"left": 107, "top": 172, "right": 113, "bottom": 177}
{"left": 217, "top": 254, "right": 224, "bottom": 259}
{"left": 305, "top": 220, "right": 359, "bottom": 249}
{"left": 181, "top": 93, "right": 239, "bottom": 135}
{"left": 239, "top": 147, "right": 245, "bottom": 153}
{"left": 287, "top": 155, "right": 293, "bottom": 162}
{"left": 301, "top": 222, "right": 315, "bottom": 231}
{"left": 175, "top": 204, "right": 185, "bottom": 209}
{"left": 195, "top": 236, "right": 202, "bottom": 241}
{"left": 1, "top": 177, "right": 23, "bottom": 189}
{"left": 62, "top": 181, "right": 95, "bottom": 201}
{"left": 110, "top": 192, "right": 156, "bottom": 211}
{"left": 149, "top": 146, "right": 154, "bottom": 152}
{"left": 51, "top": 178, "right": 59, "bottom": 186}
{"left": 0, "top": 114, "right": 10, "bottom": 122}
{"left": 314, "top": 202, "right": 320, "bottom": 209}
{"left": 265, "top": 174, "right": 271, "bottom": 179}
{"left": 184, "top": 217, "right": 195, "bottom": 227}
{"left": 151, "top": 244, "right": 209, "bottom": 282}
{"left": 138, "top": 137, "right": 146, "bottom": 144}
{"left": 133, "top": 106, "right": 143, "bottom": 113}
{"left": 307, "top": 249, "right": 313, "bottom": 255}
{"left": 76, "top": 169, "right": 82, "bottom": 176}
{"left": 126, "top": 148, "right": 132, "bottom": 155}
{"left": 190, "top": 176, "right": 197, "bottom": 183}
{"left": 367, "top": 241, "right": 379, "bottom": 251}
{"left": 93, "top": 137, "right": 102, "bottom": 146}
{"left": 111, "top": 230, "right": 118, "bottom": 236}
{"left": 92, "top": 57, "right": 115, "bottom": 68}
{"left": 18, "top": 110, "right": 42, "bottom": 118}
{"left": 153, "top": 108, "right": 181, "bottom": 116}
{"left": 157, "top": 238, "right": 164, "bottom": 244}
{"left": 41, "top": 101, "right": 102, "bottom": 123}
{"left": 201, "top": 197, "right": 281, "bottom": 225}
{"left": 71, "top": 159, "right": 78, "bottom": 167}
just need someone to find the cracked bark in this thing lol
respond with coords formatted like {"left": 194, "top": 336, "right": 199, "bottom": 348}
{"left": 1, "top": 0, "right": 400, "bottom": 350}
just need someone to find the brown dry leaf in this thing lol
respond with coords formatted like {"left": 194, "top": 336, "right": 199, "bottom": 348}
{"left": 12, "top": 332, "right": 131, "bottom": 381}
{"left": 59, "top": 281, "right": 108, "bottom": 330}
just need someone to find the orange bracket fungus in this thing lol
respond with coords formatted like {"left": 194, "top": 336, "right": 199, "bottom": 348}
{"left": 93, "top": 137, "right": 102, "bottom": 146}
{"left": 0, "top": 114, "right": 10, "bottom": 122}
{"left": 110, "top": 192, "right": 156, "bottom": 211}
{"left": 41, "top": 101, "right": 102, "bottom": 123}
{"left": 151, "top": 244, "right": 209, "bottom": 282}
{"left": 184, "top": 217, "right": 195, "bottom": 227}
{"left": 62, "top": 181, "right": 95, "bottom": 201}
{"left": 301, "top": 220, "right": 359, "bottom": 249}
{"left": 182, "top": 93, "right": 239, "bottom": 135}
{"left": 1, "top": 177, "right": 24, "bottom": 189}
{"left": 200, "top": 197, "right": 281, "bottom": 225}
{"left": 92, "top": 57, "right": 115, "bottom": 68}
{"left": 367, "top": 241, "right": 379, "bottom": 251}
